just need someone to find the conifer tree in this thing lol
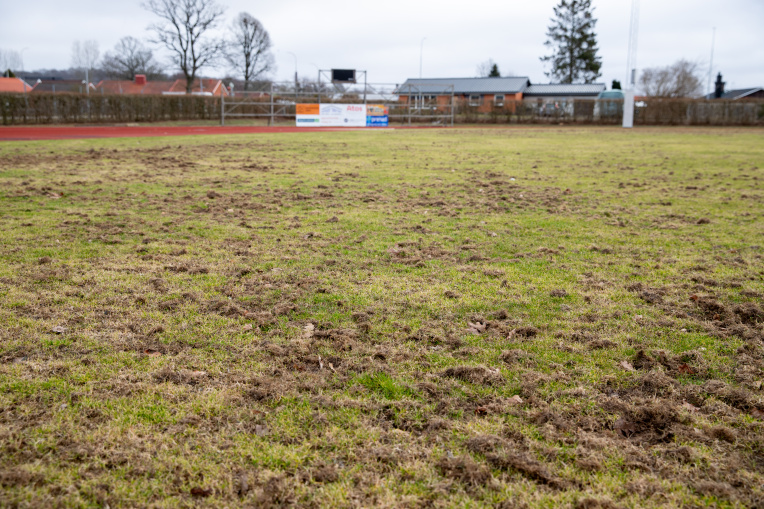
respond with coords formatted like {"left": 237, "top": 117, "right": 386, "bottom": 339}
{"left": 540, "top": 0, "right": 602, "bottom": 84}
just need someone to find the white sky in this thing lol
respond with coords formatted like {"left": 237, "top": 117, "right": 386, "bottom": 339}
{"left": 2, "top": 0, "right": 763, "bottom": 92}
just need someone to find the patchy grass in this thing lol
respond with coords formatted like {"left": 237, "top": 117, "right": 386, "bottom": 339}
{"left": 0, "top": 126, "right": 763, "bottom": 508}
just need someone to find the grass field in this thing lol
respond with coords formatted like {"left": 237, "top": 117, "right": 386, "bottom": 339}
{"left": 1, "top": 126, "right": 763, "bottom": 508}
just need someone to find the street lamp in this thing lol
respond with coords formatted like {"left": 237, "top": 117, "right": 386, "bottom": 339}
{"left": 20, "top": 47, "right": 29, "bottom": 72}
{"left": 286, "top": 51, "right": 297, "bottom": 89}
{"left": 419, "top": 37, "right": 427, "bottom": 79}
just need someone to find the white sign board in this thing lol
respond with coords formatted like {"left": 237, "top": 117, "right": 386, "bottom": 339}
{"left": 296, "top": 104, "right": 367, "bottom": 127}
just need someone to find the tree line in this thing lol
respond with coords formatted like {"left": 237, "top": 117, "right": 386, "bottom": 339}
{"left": 4, "top": 0, "right": 273, "bottom": 93}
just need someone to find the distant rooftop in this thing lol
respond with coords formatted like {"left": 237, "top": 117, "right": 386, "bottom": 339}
{"left": 0, "top": 77, "right": 33, "bottom": 93}
{"left": 524, "top": 83, "right": 606, "bottom": 97}
{"left": 704, "top": 87, "right": 764, "bottom": 100}
{"left": 397, "top": 77, "right": 607, "bottom": 97}
{"left": 397, "top": 77, "right": 531, "bottom": 95}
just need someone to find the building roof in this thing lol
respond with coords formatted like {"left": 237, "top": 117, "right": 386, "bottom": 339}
{"left": 94, "top": 79, "right": 174, "bottom": 95}
{"left": 168, "top": 78, "right": 228, "bottom": 95}
{"left": 716, "top": 87, "right": 763, "bottom": 100}
{"left": 397, "top": 77, "right": 531, "bottom": 95}
{"left": 524, "top": 83, "right": 606, "bottom": 97}
{"left": 0, "top": 77, "right": 33, "bottom": 93}
{"left": 31, "top": 80, "right": 91, "bottom": 93}
{"left": 596, "top": 90, "right": 625, "bottom": 99}
{"left": 397, "top": 77, "right": 607, "bottom": 97}
{"left": 94, "top": 78, "right": 228, "bottom": 96}
{"left": 703, "top": 87, "right": 764, "bottom": 100}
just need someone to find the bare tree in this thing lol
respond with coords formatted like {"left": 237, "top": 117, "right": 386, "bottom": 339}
{"left": 144, "top": 0, "right": 226, "bottom": 93}
{"left": 101, "top": 37, "right": 164, "bottom": 80}
{"left": 226, "top": 12, "right": 274, "bottom": 91}
{"left": 0, "top": 49, "right": 23, "bottom": 76}
{"left": 639, "top": 59, "right": 704, "bottom": 98}
{"left": 71, "top": 40, "right": 100, "bottom": 78}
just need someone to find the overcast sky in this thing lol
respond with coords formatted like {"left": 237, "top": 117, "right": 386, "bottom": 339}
{"left": 2, "top": 0, "right": 763, "bottom": 93}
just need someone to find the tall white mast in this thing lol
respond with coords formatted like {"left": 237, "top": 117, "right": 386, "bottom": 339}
{"left": 623, "top": 0, "right": 639, "bottom": 128}
{"left": 626, "top": 0, "right": 640, "bottom": 88}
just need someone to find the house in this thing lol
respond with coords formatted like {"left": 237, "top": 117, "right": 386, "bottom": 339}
{"left": 396, "top": 77, "right": 605, "bottom": 113}
{"left": 163, "top": 77, "right": 230, "bottom": 96}
{"left": 708, "top": 88, "right": 764, "bottom": 100}
{"left": 704, "top": 73, "right": 764, "bottom": 100}
{"left": 93, "top": 75, "right": 229, "bottom": 96}
{"left": 397, "top": 77, "right": 529, "bottom": 112}
{"left": 0, "top": 77, "right": 33, "bottom": 93}
{"left": 30, "top": 79, "right": 95, "bottom": 94}
{"left": 94, "top": 75, "right": 173, "bottom": 95}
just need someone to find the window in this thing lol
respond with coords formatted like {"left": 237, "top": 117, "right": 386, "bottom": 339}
{"left": 410, "top": 94, "right": 437, "bottom": 110}
{"left": 494, "top": 94, "right": 505, "bottom": 107}
{"left": 469, "top": 94, "right": 482, "bottom": 106}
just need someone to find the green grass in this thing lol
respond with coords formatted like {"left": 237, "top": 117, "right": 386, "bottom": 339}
{"left": 0, "top": 126, "right": 762, "bottom": 508}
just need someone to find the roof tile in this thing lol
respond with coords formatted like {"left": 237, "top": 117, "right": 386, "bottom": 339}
{"left": 0, "top": 77, "right": 33, "bottom": 93}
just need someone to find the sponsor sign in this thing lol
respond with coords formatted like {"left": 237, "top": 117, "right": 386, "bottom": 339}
{"left": 295, "top": 104, "right": 389, "bottom": 127}
{"left": 366, "top": 104, "right": 389, "bottom": 127}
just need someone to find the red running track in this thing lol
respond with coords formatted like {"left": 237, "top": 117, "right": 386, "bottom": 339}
{"left": 0, "top": 125, "right": 409, "bottom": 141}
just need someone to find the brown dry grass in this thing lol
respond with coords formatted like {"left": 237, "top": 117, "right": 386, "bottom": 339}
{"left": 0, "top": 126, "right": 763, "bottom": 507}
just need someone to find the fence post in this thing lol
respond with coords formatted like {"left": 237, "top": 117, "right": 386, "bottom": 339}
{"left": 221, "top": 91, "right": 225, "bottom": 126}
{"left": 451, "top": 87, "right": 454, "bottom": 127}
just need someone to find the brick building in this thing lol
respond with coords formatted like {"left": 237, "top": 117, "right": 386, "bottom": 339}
{"left": 397, "top": 77, "right": 605, "bottom": 113}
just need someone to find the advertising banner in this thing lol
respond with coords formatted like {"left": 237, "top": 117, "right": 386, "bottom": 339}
{"left": 295, "top": 104, "right": 389, "bottom": 127}
{"left": 366, "top": 104, "right": 389, "bottom": 127}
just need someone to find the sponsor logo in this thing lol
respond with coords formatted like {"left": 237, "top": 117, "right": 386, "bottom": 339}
{"left": 320, "top": 105, "right": 343, "bottom": 115}
{"left": 296, "top": 104, "right": 320, "bottom": 115}
{"left": 367, "top": 105, "right": 388, "bottom": 115}
{"left": 367, "top": 116, "right": 389, "bottom": 126}
{"left": 297, "top": 118, "right": 320, "bottom": 123}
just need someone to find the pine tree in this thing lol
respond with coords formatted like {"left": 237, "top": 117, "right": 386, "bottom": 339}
{"left": 488, "top": 64, "right": 500, "bottom": 77}
{"left": 540, "top": 0, "right": 602, "bottom": 84}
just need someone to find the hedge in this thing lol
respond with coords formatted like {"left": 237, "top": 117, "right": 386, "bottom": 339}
{"left": 1, "top": 92, "right": 220, "bottom": 125}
